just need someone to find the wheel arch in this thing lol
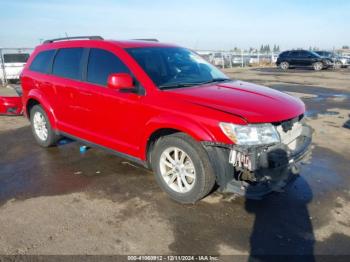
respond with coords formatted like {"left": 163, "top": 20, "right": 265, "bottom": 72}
{"left": 141, "top": 116, "right": 215, "bottom": 166}
{"left": 26, "top": 90, "right": 58, "bottom": 130}
{"left": 26, "top": 98, "right": 40, "bottom": 118}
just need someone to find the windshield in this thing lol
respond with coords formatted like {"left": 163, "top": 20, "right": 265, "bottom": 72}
{"left": 126, "top": 47, "right": 230, "bottom": 89}
{"left": 309, "top": 51, "right": 323, "bottom": 58}
{"left": 316, "top": 51, "right": 333, "bottom": 58}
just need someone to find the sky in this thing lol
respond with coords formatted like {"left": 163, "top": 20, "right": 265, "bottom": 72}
{"left": 0, "top": 0, "right": 349, "bottom": 50}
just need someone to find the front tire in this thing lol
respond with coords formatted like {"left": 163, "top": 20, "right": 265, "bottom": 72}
{"left": 313, "top": 62, "right": 323, "bottom": 71}
{"left": 151, "top": 133, "right": 216, "bottom": 204}
{"left": 30, "top": 105, "right": 59, "bottom": 147}
{"left": 334, "top": 61, "right": 342, "bottom": 69}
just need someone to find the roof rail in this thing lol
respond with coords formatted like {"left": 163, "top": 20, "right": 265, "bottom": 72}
{"left": 132, "top": 39, "right": 159, "bottom": 42}
{"left": 43, "top": 36, "right": 103, "bottom": 44}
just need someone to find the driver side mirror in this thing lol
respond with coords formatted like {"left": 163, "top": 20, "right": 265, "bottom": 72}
{"left": 107, "top": 73, "right": 134, "bottom": 91}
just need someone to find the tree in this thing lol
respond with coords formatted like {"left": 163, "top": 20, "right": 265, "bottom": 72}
{"left": 266, "top": 44, "right": 271, "bottom": 53}
{"left": 342, "top": 45, "right": 349, "bottom": 49}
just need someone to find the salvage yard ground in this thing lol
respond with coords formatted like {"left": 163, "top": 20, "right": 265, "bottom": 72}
{"left": 0, "top": 67, "right": 349, "bottom": 257}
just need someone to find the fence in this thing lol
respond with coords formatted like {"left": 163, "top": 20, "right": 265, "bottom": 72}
{"left": 0, "top": 48, "right": 34, "bottom": 86}
{"left": 196, "top": 50, "right": 280, "bottom": 68}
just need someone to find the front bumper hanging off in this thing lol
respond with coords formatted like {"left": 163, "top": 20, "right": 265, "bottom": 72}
{"left": 203, "top": 123, "right": 313, "bottom": 199}
{"left": 0, "top": 96, "right": 23, "bottom": 116}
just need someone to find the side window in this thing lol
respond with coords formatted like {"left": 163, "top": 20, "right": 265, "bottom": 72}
{"left": 280, "top": 51, "right": 289, "bottom": 58}
{"left": 299, "top": 51, "right": 311, "bottom": 58}
{"left": 87, "top": 48, "right": 130, "bottom": 86}
{"left": 52, "top": 48, "right": 84, "bottom": 80}
{"left": 289, "top": 51, "right": 297, "bottom": 57}
{"left": 297, "top": 51, "right": 304, "bottom": 57}
{"left": 29, "top": 50, "right": 55, "bottom": 73}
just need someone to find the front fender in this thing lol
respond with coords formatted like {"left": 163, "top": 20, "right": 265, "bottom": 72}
{"left": 140, "top": 114, "right": 215, "bottom": 160}
{"left": 26, "top": 89, "right": 58, "bottom": 130}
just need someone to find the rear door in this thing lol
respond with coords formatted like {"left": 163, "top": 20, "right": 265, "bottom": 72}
{"left": 50, "top": 47, "right": 86, "bottom": 135}
{"left": 297, "top": 51, "right": 313, "bottom": 66}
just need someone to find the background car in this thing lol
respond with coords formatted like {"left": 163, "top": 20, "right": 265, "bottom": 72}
{"left": 338, "top": 56, "right": 350, "bottom": 67}
{"left": 276, "top": 50, "right": 333, "bottom": 71}
{"left": 314, "top": 51, "right": 347, "bottom": 68}
{"left": 0, "top": 52, "right": 30, "bottom": 85}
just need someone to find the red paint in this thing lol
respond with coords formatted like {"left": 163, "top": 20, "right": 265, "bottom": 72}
{"left": 21, "top": 39, "right": 305, "bottom": 161}
{"left": 107, "top": 73, "right": 134, "bottom": 90}
{"left": 0, "top": 96, "right": 23, "bottom": 115}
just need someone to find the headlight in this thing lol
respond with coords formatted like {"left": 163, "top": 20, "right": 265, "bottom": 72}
{"left": 219, "top": 122, "right": 280, "bottom": 145}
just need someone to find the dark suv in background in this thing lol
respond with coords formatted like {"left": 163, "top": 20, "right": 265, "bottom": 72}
{"left": 276, "top": 50, "right": 333, "bottom": 71}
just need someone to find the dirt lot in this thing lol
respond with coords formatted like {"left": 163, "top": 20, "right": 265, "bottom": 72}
{"left": 0, "top": 67, "right": 349, "bottom": 258}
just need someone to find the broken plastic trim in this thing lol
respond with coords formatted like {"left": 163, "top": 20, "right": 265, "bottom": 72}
{"left": 202, "top": 123, "right": 313, "bottom": 198}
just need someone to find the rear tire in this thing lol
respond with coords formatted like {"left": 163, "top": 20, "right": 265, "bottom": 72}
{"left": 30, "top": 105, "right": 59, "bottom": 147}
{"left": 279, "top": 61, "right": 289, "bottom": 70}
{"left": 151, "top": 133, "right": 216, "bottom": 204}
{"left": 313, "top": 62, "right": 323, "bottom": 71}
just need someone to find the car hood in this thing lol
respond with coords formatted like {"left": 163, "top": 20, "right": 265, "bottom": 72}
{"left": 166, "top": 80, "right": 305, "bottom": 123}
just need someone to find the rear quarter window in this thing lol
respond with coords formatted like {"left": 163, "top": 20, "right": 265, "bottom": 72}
{"left": 29, "top": 50, "right": 56, "bottom": 74}
{"left": 52, "top": 48, "right": 84, "bottom": 80}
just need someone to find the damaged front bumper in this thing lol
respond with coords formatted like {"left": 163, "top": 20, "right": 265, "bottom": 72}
{"left": 203, "top": 123, "right": 313, "bottom": 199}
{"left": 0, "top": 96, "right": 23, "bottom": 116}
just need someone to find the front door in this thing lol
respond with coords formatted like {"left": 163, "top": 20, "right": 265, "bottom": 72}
{"left": 73, "top": 48, "right": 145, "bottom": 157}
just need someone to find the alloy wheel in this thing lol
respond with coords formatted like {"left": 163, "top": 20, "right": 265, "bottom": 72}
{"left": 159, "top": 147, "right": 196, "bottom": 193}
{"left": 33, "top": 111, "right": 48, "bottom": 141}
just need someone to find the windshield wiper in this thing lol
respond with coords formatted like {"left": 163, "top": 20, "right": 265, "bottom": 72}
{"left": 159, "top": 78, "right": 231, "bottom": 90}
{"left": 199, "top": 78, "right": 231, "bottom": 84}
{"left": 159, "top": 83, "right": 200, "bottom": 89}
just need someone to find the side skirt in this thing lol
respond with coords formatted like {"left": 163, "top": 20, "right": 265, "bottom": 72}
{"left": 59, "top": 131, "right": 149, "bottom": 169}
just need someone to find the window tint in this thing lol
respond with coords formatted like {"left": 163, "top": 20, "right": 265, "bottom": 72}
{"left": 4, "top": 53, "right": 30, "bottom": 63}
{"left": 29, "top": 50, "right": 55, "bottom": 73}
{"left": 87, "top": 48, "right": 130, "bottom": 86}
{"left": 52, "top": 48, "right": 84, "bottom": 80}
{"left": 127, "top": 47, "right": 229, "bottom": 87}
{"left": 279, "top": 51, "right": 289, "bottom": 58}
{"left": 288, "top": 51, "right": 297, "bottom": 57}
{"left": 297, "top": 51, "right": 308, "bottom": 57}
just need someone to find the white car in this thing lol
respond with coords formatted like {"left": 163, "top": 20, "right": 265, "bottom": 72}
{"left": 0, "top": 52, "right": 30, "bottom": 84}
{"left": 339, "top": 56, "right": 350, "bottom": 67}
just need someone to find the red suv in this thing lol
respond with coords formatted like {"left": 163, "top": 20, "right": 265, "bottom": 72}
{"left": 21, "top": 36, "right": 312, "bottom": 203}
